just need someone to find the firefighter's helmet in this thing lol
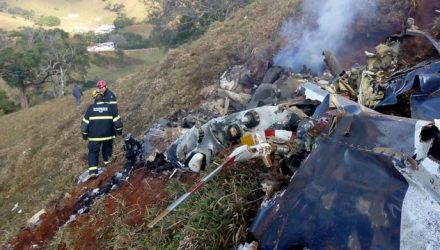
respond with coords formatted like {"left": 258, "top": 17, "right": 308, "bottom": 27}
{"left": 92, "top": 89, "right": 103, "bottom": 99}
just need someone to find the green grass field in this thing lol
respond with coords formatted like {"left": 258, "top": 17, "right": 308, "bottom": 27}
{"left": 119, "top": 23, "right": 154, "bottom": 38}
{"left": 87, "top": 48, "right": 165, "bottom": 83}
{"left": 5, "top": 0, "right": 148, "bottom": 32}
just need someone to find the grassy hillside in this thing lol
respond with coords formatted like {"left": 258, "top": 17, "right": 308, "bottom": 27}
{"left": 87, "top": 48, "right": 165, "bottom": 84}
{"left": 4, "top": 0, "right": 148, "bottom": 32}
{"left": 0, "top": 12, "right": 34, "bottom": 31}
{"left": 2, "top": 0, "right": 305, "bottom": 247}
{"left": 1, "top": 0, "right": 424, "bottom": 248}
{"left": 0, "top": 48, "right": 165, "bottom": 245}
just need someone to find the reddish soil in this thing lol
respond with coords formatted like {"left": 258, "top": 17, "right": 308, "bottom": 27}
{"left": 9, "top": 163, "right": 168, "bottom": 250}
{"left": 66, "top": 169, "right": 168, "bottom": 250}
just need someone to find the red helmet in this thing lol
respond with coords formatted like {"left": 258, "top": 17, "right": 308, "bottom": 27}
{"left": 97, "top": 79, "right": 107, "bottom": 89}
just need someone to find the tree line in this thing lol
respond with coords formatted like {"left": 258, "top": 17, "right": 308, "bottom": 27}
{"left": 146, "top": 0, "right": 253, "bottom": 48}
{"left": 0, "top": 28, "right": 89, "bottom": 109}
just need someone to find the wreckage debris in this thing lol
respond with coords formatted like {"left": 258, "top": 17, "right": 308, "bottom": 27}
{"left": 138, "top": 15, "right": 440, "bottom": 249}
{"left": 249, "top": 110, "right": 440, "bottom": 249}
{"left": 66, "top": 19, "right": 440, "bottom": 247}
{"left": 376, "top": 60, "right": 440, "bottom": 119}
{"left": 148, "top": 128, "right": 299, "bottom": 228}
{"left": 14, "top": 13, "right": 440, "bottom": 250}
{"left": 165, "top": 105, "right": 294, "bottom": 173}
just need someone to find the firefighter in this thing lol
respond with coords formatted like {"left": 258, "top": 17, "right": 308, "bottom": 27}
{"left": 96, "top": 79, "right": 118, "bottom": 111}
{"left": 81, "top": 90, "right": 123, "bottom": 177}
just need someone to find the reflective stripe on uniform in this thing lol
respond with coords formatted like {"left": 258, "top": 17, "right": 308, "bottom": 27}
{"left": 90, "top": 116, "right": 113, "bottom": 120}
{"left": 104, "top": 160, "right": 111, "bottom": 164}
{"left": 113, "top": 115, "right": 120, "bottom": 122}
{"left": 89, "top": 166, "right": 98, "bottom": 171}
{"left": 82, "top": 118, "right": 89, "bottom": 124}
{"left": 88, "top": 136, "right": 115, "bottom": 141}
{"left": 116, "top": 127, "right": 122, "bottom": 131}
{"left": 96, "top": 101, "right": 117, "bottom": 105}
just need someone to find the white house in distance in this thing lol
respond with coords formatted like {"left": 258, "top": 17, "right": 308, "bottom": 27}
{"left": 94, "top": 24, "right": 116, "bottom": 35}
{"left": 87, "top": 42, "right": 116, "bottom": 52}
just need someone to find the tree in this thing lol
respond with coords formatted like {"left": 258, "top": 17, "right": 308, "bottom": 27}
{"left": 0, "top": 45, "right": 53, "bottom": 108}
{"left": 104, "top": 2, "right": 125, "bottom": 15}
{"left": 113, "top": 13, "right": 134, "bottom": 28}
{"left": 140, "top": 0, "right": 163, "bottom": 21}
{"left": 45, "top": 29, "right": 90, "bottom": 96}
{"left": 0, "top": 28, "right": 89, "bottom": 108}
{"left": 147, "top": 0, "right": 253, "bottom": 47}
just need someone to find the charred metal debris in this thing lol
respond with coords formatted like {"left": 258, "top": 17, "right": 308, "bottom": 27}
{"left": 74, "top": 20, "right": 440, "bottom": 249}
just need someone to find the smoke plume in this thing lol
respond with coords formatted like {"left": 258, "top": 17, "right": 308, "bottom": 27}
{"left": 274, "top": 0, "right": 377, "bottom": 74}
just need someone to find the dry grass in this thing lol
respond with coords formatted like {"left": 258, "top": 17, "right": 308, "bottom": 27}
{"left": 0, "top": 12, "right": 35, "bottom": 31}
{"left": 0, "top": 96, "right": 87, "bottom": 244}
{"left": 128, "top": 163, "right": 265, "bottom": 249}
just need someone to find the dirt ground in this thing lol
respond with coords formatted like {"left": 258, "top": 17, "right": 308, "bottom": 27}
{"left": 10, "top": 163, "right": 169, "bottom": 250}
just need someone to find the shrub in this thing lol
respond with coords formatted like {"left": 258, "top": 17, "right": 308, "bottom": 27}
{"left": 117, "top": 32, "right": 150, "bottom": 49}
{"left": 113, "top": 14, "right": 135, "bottom": 29}
{"left": 36, "top": 16, "right": 61, "bottom": 27}
{"left": 0, "top": 89, "right": 19, "bottom": 114}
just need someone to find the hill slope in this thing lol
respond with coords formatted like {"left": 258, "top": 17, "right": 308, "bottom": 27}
{"left": 0, "top": 49, "right": 165, "bottom": 245}
{"left": 0, "top": 0, "right": 301, "bottom": 245}
{"left": 2, "top": 0, "right": 437, "bottom": 248}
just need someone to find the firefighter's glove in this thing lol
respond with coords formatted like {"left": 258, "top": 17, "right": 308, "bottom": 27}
{"left": 82, "top": 134, "right": 88, "bottom": 140}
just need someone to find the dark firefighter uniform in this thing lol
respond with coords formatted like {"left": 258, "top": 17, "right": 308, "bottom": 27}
{"left": 81, "top": 93, "right": 123, "bottom": 175}
{"left": 100, "top": 89, "right": 118, "bottom": 112}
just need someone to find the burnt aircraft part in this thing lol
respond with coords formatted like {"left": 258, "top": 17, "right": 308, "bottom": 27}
{"left": 169, "top": 106, "right": 293, "bottom": 171}
{"left": 311, "top": 94, "right": 330, "bottom": 119}
{"left": 261, "top": 66, "right": 284, "bottom": 84}
{"left": 249, "top": 112, "right": 424, "bottom": 249}
{"left": 410, "top": 93, "right": 440, "bottom": 120}
{"left": 376, "top": 60, "right": 440, "bottom": 107}
{"left": 242, "top": 110, "right": 260, "bottom": 128}
{"left": 292, "top": 100, "right": 319, "bottom": 117}
{"left": 247, "top": 84, "right": 280, "bottom": 109}
{"left": 323, "top": 50, "right": 344, "bottom": 76}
